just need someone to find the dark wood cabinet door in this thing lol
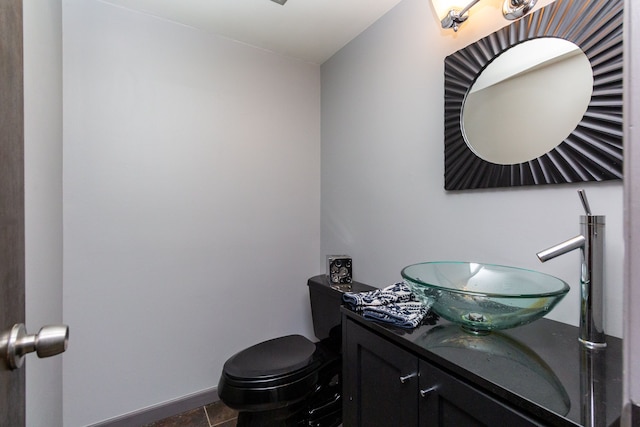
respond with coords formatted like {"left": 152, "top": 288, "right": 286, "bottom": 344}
{"left": 418, "top": 360, "right": 543, "bottom": 427}
{"left": 344, "top": 319, "right": 419, "bottom": 427}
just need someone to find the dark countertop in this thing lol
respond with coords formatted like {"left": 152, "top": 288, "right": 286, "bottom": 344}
{"left": 342, "top": 308, "right": 622, "bottom": 426}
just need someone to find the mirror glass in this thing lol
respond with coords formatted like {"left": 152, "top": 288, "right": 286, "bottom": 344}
{"left": 462, "top": 38, "right": 593, "bottom": 165}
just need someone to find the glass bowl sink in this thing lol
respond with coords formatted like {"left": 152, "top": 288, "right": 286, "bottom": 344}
{"left": 401, "top": 262, "right": 569, "bottom": 334}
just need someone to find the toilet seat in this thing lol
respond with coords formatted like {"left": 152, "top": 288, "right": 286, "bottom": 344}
{"left": 224, "top": 334, "right": 318, "bottom": 381}
{"left": 219, "top": 335, "right": 324, "bottom": 411}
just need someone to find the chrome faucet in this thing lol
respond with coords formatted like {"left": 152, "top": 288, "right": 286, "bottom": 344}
{"left": 536, "top": 190, "right": 606, "bottom": 348}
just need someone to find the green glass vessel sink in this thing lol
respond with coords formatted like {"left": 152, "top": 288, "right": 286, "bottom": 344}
{"left": 401, "top": 262, "right": 569, "bottom": 334}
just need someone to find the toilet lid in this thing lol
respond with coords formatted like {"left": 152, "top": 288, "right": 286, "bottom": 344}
{"left": 224, "top": 335, "right": 317, "bottom": 380}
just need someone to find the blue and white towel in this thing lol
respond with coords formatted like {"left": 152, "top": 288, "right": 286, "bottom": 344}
{"left": 362, "top": 301, "right": 431, "bottom": 329}
{"left": 343, "top": 281, "right": 431, "bottom": 329}
{"left": 342, "top": 282, "right": 415, "bottom": 309}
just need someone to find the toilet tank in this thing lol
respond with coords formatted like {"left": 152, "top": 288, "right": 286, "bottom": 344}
{"left": 308, "top": 275, "right": 376, "bottom": 342}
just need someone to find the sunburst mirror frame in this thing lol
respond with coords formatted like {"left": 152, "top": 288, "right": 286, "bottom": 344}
{"left": 444, "top": 0, "right": 623, "bottom": 190}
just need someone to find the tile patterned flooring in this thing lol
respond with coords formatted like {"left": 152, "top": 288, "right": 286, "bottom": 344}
{"left": 143, "top": 400, "right": 344, "bottom": 427}
{"left": 143, "top": 401, "right": 238, "bottom": 427}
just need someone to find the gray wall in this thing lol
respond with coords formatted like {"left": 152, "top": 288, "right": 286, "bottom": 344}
{"left": 321, "top": 0, "right": 624, "bottom": 337}
{"left": 62, "top": 1, "right": 321, "bottom": 425}
{"left": 24, "top": 2, "right": 64, "bottom": 426}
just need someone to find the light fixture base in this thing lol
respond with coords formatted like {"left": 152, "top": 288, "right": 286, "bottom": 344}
{"left": 503, "top": 0, "right": 537, "bottom": 20}
{"left": 441, "top": 9, "right": 469, "bottom": 32}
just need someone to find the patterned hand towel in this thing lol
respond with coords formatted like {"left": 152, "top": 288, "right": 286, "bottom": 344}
{"left": 362, "top": 301, "right": 432, "bottom": 329}
{"left": 342, "top": 282, "right": 415, "bottom": 309}
{"left": 343, "top": 281, "right": 433, "bottom": 329}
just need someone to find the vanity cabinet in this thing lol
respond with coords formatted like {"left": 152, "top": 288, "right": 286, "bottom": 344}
{"left": 343, "top": 316, "right": 418, "bottom": 426}
{"left": 343, "top": 317, "right": 545, "bottom": 427}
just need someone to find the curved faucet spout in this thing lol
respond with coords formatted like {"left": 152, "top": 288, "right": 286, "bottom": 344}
{"left": 537, "top": 235, "right": 586, "bottom": 262}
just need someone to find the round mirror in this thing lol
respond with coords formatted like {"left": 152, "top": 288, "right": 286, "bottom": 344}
{"left": 461, "top": 38, "right": 593, "bottom": 165}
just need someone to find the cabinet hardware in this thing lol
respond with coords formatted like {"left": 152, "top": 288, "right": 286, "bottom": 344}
{"left": 419, "top": 386, "right": 438, "bottom": 398}
{"left": 399, "top": 373, "right": 418, "bottom": 383}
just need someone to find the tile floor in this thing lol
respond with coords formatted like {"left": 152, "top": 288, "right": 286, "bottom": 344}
{"left": 143, "top": 400, "right": 344, "bottom": 427}
{"left": 143, "top": 401, "right": 238, "bottom": 427}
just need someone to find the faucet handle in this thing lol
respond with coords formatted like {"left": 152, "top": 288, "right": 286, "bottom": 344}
{"left": 578, "top": 189, "right": 592, "bottom": 215}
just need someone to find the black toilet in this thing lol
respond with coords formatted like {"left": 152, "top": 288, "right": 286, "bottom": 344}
{"left": 218, "top": 275, "right": 374, "bottom": 426}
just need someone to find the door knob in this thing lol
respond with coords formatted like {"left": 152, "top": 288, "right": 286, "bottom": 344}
{"left": 0, "top": 323, "right": 69, "bottom": 370}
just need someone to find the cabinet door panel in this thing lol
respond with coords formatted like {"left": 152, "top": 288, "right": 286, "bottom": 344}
{"left": 344, "top": 319, "right": 419, "bottom": 427}
{"left": 418, "top": 360, "right": 543, "bottom": 427}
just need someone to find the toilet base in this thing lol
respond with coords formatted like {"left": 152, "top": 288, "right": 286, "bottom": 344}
{"left": 235, "top": 356, "right": 342, "bottom": 427}
{"left": 235, "top": 388, "right": 341, "bottom": 427}
{"left": 236, "top": 400, "right": 308, "bottom": 427}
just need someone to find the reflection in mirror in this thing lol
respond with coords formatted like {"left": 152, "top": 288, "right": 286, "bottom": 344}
{"left": 462, "top": 38, "right": 593, "bottom": 165}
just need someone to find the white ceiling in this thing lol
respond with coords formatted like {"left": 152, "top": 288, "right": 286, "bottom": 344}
{"left": 99, "top": 0, "right": 405, "bottom": 64}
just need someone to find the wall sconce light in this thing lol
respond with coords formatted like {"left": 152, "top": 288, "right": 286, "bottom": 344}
{"left": 431, "top": 0, "right": 537, "bottom": 31}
